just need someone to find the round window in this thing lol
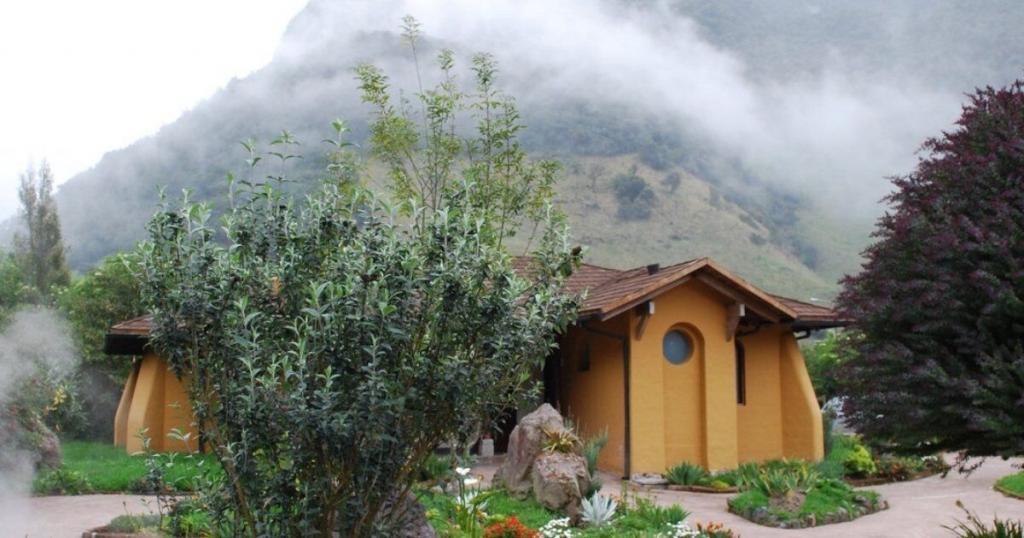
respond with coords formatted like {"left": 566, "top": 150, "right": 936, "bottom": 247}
{"left": 662, "top": 329, "right": 693, "bottom": 365}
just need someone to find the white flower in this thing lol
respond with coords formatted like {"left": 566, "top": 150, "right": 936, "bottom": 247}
{"left": 456, "top": 466, "right": 471, "bottom": 476}
{"left": 539, "top": 517, "right": 575, "bottom": 538}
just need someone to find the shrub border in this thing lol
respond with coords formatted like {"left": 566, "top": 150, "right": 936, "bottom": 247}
{"left": 844, "top": 467, "right": 944, "bottom": 487}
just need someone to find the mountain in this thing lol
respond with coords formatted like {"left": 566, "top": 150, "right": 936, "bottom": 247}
{"left": 51, "top": 0, "right": 1024, "bottom": 300}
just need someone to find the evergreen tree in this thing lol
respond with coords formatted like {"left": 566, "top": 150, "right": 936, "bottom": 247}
{"left": 16, "top": 161, "right": 70, "bottom": 300}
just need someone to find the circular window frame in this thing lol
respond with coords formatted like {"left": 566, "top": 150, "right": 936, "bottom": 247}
{"left": 662, "top": 328, "right": 694, "bottom": 365}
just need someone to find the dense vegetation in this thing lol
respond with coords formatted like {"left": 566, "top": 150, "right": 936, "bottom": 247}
{"left": 838, "top": 79, "right": 1024, "bottom": 458}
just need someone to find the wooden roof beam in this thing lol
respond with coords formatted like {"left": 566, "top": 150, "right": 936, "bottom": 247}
{"left": 695, "top": 273, "right": 781, "bottom": 323}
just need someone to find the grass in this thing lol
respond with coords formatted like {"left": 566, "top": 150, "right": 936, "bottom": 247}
{"left": 33, "top": 441, "right": 221, "bottom": 494}
{"left": 996, "top": 471, "right": 1024, "bottom": 499}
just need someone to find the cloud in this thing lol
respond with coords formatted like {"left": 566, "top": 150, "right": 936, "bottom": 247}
{"left": 281, "top": 0, "right": 964, "bottom": 214}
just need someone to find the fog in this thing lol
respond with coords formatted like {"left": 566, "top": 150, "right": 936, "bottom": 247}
{"left": 280, "top": 0, "right": 966, "bottom": 215}
{"left": 0, "top": 308, "right": 77, "bottom": 534}
{"left": 35, "top": 0, "right": 1024, "bottom": 271}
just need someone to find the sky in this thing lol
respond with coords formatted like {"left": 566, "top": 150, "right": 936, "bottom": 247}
{"left": 0, "top": 0, "right": 307, "bottom": 219}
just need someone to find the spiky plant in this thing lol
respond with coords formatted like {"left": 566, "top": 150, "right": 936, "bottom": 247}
{"left": 581, "top": 493, "right": 618, "bottom": 527}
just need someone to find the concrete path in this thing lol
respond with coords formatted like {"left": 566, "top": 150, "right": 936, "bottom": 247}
{"left": 2, "top": 493, "right": 156, "bottom": 538}
{"left": 475, "top": 456, "right": 1024, "bottom": 537}
{"left": 9, "top": 458, "right": 1023, "bottom": 537}
{"left": 619, "top": 457, "right": 1024, "bottom": 537}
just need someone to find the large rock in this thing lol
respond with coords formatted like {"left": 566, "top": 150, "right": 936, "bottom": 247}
{"left": 371, "top": 490, "right": 437, "bottom": 538}
{"left": 531, "top": 451, "right": 590, "bottom": 522}
{"left": 493, "top": 403, "right": 567, "bottom": 497}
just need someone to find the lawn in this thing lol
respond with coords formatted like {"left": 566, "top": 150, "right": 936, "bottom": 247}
{"left": 33, "top": 441, "right": 221, "bottom": 494}
{"left": 996, "top": 471, "right": 1024, "bottom": 499}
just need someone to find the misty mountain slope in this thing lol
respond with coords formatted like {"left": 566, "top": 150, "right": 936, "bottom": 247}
{"left": 541, "top": 154, "right": 848, "bottom": 299}
{"left": 49, "top": 0, "right": 1024, "bottom": 298}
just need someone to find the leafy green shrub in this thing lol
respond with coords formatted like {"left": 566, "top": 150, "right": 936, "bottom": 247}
{"left": 711, "top": 469, "right": 738, "bottom": 487}
{"left": 665, "top": 462, "right": 710, "bottom": 486}
{"left": 945, "top": 501, "right": 1023, "bottom": 538}
{"left": 139, "top": 32, "right": 580, "bottom": 535}
{"left": 105, "top": 514, "right": 160, "bottom": 533}
{"left": 618, "top": 497, "right": 688, "bottom": 531}
{"left": 33, "top": 466, "right": 93, "bottom": 495}
{"left": 418, "top": 453, "right": 452, "bottom": 484}
{"left": 873, "top": 455, "right": 921, "bottom": 482}
{"left": 842, "top": 443, "right": 877, "bottom": 478}
{"left": 708, "top": 479, "right": 731, "bottom": 491}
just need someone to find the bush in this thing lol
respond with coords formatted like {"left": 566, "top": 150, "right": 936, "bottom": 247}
{"left": 841, "top": 443, "right": 877, "bottom": 478}
{"left": 873, "top": 455, "right": 916, "bottom": 482}
{"left": 105, "top": 514, "right": 160, "bottom": 533}
{"left": 665, "top": 462, "right": 710, "bottom": 486}
{"left": 139, "top": 38, "right": 580, "bottom": 535}
{"left": 612, "top": 172, "right": 656, "bottom": 220}
{"left": 418, "top": 453, "right": 452, "bottom": 484}
{"left": 618, "top": 498, "right": 688, "bottom": 531}
{"left": 33, "top": 466, "right": 93, "bottom": 495}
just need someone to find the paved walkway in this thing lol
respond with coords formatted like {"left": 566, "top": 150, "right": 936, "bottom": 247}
{"left": 3, "top": 493, "right": 156, "bottom": 537}
{"left": 10, "top": 458, "right": 1023, "bottom": 537}
{"left": 475, "top": 455, "right": 1024, "bottom": 537}
{"left": 618, "top": 457, "right": 1024, "bottom": 537}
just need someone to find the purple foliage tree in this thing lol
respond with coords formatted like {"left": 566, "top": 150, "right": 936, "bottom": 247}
{"left": 838, "top": 80, "right": 1024, "bottom": 458}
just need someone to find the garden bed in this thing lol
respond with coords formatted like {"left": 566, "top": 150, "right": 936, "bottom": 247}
{"left": 728, "top": 478, "right": 887, "bottom": 529}
{"left": 844, "top": 467, "right": 945, "bottom": 487}
{"left": 665, "top": 484, "right": 737, "bottom": 494}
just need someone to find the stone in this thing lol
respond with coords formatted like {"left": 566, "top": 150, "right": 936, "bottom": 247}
{"left": 374, "top": 490, "right": 437, "bottom": 538}
{"left": 630, "top": 472, "right": 668, "bottom": 486}
{"left": 479, "top": 438, "right": 495, "bottom": 458}
{"left": 531, "top": 451, "right": 590, "bottom": 522}
{"left": 493, "top": 403, "right": 568, "bottom": 497}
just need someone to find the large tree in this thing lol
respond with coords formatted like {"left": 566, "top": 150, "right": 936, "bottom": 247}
{"left": 138, "top": 32, "right": 579, "bottom": 536}
{"left": 16, "top": 161, "right": 70, "bottom": 300}
{"left": 837, "top": 80, "right": 1024, "bottom": 458}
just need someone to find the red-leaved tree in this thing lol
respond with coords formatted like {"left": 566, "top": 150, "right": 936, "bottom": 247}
{"left": 838, "top": 80, "right": 1024, "bottom": 458}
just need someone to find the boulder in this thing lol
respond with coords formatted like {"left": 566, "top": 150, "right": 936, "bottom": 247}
{"left": 373, "top": 490, "right": 437, "bottom": 538}
{"left": 493, "top": 404, "right": 567, "bottom": 497}
{"left": 531, "top": 451, "right": 590, "bottom": 522}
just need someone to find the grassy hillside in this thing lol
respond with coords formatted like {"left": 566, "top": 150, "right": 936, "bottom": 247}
{"left": 544, "top": 155, "right": 847, "bottom": 299}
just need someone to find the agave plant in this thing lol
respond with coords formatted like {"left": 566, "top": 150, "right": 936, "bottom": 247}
{"left": 542, "top": 427, "right": 581, "bottom": 454}
{"left": 665, "top": 462, "right": 710, "bottom": 486}
{"left": 581, "top": 493, "right": 618, "bottom": 527}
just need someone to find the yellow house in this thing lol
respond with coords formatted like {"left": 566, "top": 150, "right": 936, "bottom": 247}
{"left": 105, "top": 316, "right": 199, "bottom": 454}
{"left": 522, "top": 257, "right": 846, "bottom": 477}
{"left": 106, "top": 256, "right": 844, "bottom": 470}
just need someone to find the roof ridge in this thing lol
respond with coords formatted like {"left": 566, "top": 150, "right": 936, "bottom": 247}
{"left": 770, "top": 293, "right": 834, "bottom": 309}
